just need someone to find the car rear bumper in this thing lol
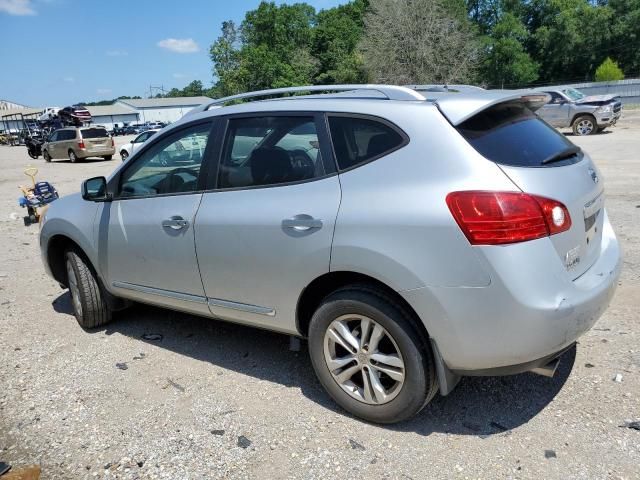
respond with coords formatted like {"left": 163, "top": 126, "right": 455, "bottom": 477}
{"left": 77, "top": 147, "right": 115, "bottom": 158}
{"left": 402, "top": 210, "right": 621, "bottom": 373}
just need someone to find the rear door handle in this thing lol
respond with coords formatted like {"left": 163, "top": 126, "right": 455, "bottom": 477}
{"left": 162, "top": 216, "right": 189, "bottom": 230}
{"left": 282, "top": 215, "right": 323, "bottom": 231}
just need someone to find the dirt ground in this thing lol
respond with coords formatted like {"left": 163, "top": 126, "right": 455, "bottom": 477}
{"left": 0, "top": 117, "right": 639, "bottom": 480}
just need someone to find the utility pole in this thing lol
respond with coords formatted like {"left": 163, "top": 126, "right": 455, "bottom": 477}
{"left": 148, "top": 85, "right": 167, "bottom": 98}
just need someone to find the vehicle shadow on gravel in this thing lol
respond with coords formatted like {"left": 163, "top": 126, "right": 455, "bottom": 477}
{"left": 53, "top": 293, "right": 575, "bottom": 437}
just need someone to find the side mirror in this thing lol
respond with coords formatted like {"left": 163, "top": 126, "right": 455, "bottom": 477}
{"left": 81, "top": 176, "right": 111, "bottom": 202}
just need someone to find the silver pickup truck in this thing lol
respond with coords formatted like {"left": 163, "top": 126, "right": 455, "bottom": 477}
{"left": 536, "top": 87, "right": 622, "bottom": 136}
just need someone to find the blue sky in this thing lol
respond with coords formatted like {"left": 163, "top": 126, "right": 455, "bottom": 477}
{"left": 0, "top": 0, "right": 346, "bottom": 107}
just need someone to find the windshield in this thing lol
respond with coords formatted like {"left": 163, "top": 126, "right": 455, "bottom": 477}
{"left": 562, "top": 88, "right": 586, "bottom": 101}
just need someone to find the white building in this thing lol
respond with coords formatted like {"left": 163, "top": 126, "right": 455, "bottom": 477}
{"left": 116, "top": 96, "right": 212, "bottom": 124}
{"left": 85, "top": 105, "right": 139, "bottom": 131}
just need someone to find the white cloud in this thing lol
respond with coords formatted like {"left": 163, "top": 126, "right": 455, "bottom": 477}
{"left": 172, "top": 73, "right": 186, "bottom": 79}
{"left": 106, "top": 50, "right": 128, "bottom": 57}
{"left": 97, "top": 88, "right": 112, "bottom": 95}
{"left": 157, "top": 38, "right": 199, "bottom": 54}
{"left": 0, "top": 0, "right": 36, "bottom": 15}
{"left": 63, "top": 76, "right": 75, "bottom": 83}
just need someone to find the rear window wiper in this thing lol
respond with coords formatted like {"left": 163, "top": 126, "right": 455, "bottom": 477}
{"left": 541, "top": 145, "right": 582, "bottom": 165}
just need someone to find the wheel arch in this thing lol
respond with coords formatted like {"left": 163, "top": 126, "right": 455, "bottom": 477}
{"left": 570, "top": 112, "right": 597, "bottom": 127}
{"left": 46, "top": 234, "right": 128, "bottom": 310}
{"left": 296, "top": 271, "right": 430, "bottom": 345}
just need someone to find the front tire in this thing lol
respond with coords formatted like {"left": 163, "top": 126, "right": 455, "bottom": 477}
{"left": 120, "top": 150, "right": 129, "bottom": 161}
{"left": 308, "top": 286, "right": 437, "bottom": 424}
{"left": 43, "top": 150, "right": 51, "bottom": 162}
{"left": 572, "top": 115, "right": 597, "bottom": 136}
{"left": 65, "top": 250, "right": 111, "bottom": 328}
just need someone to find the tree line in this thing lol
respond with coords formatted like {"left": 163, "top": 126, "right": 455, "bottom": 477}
{"left": 85, "top": 0, "right": 639, "bottom": 103}
{"left": 204, "top": 0, "right": 637, "bottom": 95}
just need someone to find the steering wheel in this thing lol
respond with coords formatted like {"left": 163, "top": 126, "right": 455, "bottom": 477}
{"left": 166, "top": 167, "right": 198, "bottom": 192}
{"left": 289, "top": 149, "right": 316, "bottom": 178}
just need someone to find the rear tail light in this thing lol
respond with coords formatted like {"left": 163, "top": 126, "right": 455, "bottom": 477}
{"left": 446, "top": 191, "right": 571, "bottom": 245}
{"left": 78, "top": 140, "right": 85, "bottom": 149}
{"left": 111, "top": 136, "right": 115, "bottom": 147}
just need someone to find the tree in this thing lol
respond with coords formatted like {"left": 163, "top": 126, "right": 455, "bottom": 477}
{"left": 209, "top": 2, "right": 319, "bottom": 95}
{"left": 358, "top": 0, "right": 480, "bottom": 84}
{"left": 209, "top": 20, "right": 243, "bottom": 96}
{"left": 595, "top": 57, "right": 625, "bottom": 81}
{"left": 480, "top": 12, "right": 539, "bottom": 87}
{"left": 312, "top": 0, "right": 368, "bottom": 84}
{"left": 182, "top": 80, "right": 204, "bottom": 96}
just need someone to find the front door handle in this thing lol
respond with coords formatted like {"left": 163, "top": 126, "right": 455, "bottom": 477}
{"left": 282, "top": 215, "right": 323, "bottom": 231}
{"left": 162, "top": 216, "right": 189, "bottom": 230}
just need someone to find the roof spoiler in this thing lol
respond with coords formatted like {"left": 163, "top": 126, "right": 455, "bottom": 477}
{"left": 432, "top": 90, "right": 551, "bottom": 125}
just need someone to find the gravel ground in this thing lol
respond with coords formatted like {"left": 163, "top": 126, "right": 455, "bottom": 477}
{"left": 0, "top": 120, "right": 639, "bottom": 480}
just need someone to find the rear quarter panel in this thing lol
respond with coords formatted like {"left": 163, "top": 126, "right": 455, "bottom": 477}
{"left": 330, "top": 104, "right": 518, "bottom": 291}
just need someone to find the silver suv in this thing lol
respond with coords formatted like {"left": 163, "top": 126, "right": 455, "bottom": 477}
{"left": 39, "top": 85, "right": 621, "bottom": 423}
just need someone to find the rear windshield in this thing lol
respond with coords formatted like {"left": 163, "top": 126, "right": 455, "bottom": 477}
{"left": 457, "top": 103, "right": 582, "bottom": 167}
{"left": 81, "top": 128, "right": 109, "bottom": 139}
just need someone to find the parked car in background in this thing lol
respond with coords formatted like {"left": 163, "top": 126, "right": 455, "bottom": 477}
{"left": 57, "top": 105, "right": 92, "bottom": 126}
{"left": 39, "top": 85, "right": 620, "bottom": 424}
{"left": 119, "top": 129, "right": 159, "bottom": 161}
{"left": 42, "top": 126, "right": 115, "bottom": 162}
{"left": 123, "top": 125, "right": 142, "bottom": 135}
{"left": 146, "top": 121, "right": 166, "bottom": 129}
{"left": 112, "top": 124, "right": 128, "bottom": 136}
{"left": 535, "top": 87, "right": 622, "bottom": 135}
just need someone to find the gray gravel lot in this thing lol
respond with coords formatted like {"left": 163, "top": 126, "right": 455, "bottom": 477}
{"left": 1, "top": 121, "right": 639, "bottom": 479}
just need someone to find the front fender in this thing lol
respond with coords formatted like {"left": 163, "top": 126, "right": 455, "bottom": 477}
{"left": 39, "top": 193, "right": 100, "bottom": 280}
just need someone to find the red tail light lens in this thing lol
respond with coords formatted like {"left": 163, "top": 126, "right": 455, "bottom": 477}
{"left": 111, "top": 136, "right": 115, "bottom": 147}
{"left": 78, "top": 140, "right": 85, "bottom": 149}
{"left": 446, "top": 191, "right": 571, "bottom": 245}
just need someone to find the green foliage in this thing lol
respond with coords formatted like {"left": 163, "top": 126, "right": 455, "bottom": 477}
{"left": 312, "top": 0, "right": 368, "bottom": 84}
{"left": 480, "top": 12, "right": 539, "bottom": 87}
{"left": 595, "top": 57, "right": 625, "bottom": 81}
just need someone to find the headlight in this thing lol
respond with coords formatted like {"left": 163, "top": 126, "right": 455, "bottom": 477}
{"left": 597, "top": 105, "right": 612, "bottom": 114}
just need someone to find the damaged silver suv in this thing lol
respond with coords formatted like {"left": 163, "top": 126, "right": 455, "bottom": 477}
{"left": 39, "top": 85, "right": 621, "bottom": 423}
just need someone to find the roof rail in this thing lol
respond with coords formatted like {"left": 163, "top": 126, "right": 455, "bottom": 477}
{"left": 187, "top": 84, "right": 426, "bottom": 116}
{"left": 406, "top": 84, "right": 486, "bottom": 93}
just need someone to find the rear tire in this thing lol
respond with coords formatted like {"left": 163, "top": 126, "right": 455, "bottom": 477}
{"left": 308, "top": 285, "right": 437, "bottom": 424}
{"left": 43, "top": 150, "right": 51, "bottom": 162}
{"left": 68, "top": 150, "right": 78, "bottom": 163}
{"left": 103, "top": 155, "right": 113, "bottom": 160}
{"left": 572, "top": 115, "right": 597, "bottom": 136}
{"left": 65, "top": 250, "right": 111, "bottom": 328}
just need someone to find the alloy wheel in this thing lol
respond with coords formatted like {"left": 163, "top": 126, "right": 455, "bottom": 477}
{"left": 576, "top": 119, "right": 594, "bottom": 135}
{"left": 323, "top": 314, "right": 405, "bottom": 405}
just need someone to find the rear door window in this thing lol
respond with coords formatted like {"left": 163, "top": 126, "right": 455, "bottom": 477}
{"left": 457, "top": 102, "right": 582, "bottom": 167}
{"left": 328, "top": 116, "right": 407, "bottom": 170}
{"left": 82, "top": 128, "right": 109, "bottom": 139}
